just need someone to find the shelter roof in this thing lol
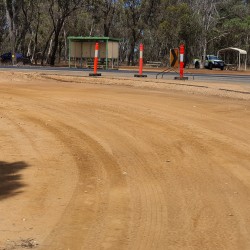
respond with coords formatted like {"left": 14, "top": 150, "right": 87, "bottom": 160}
{"left": 67, "top": 36, "right": 120, "bottom": 42}
{"left": 218, "top": 47, "right": 247, "bottom": 55}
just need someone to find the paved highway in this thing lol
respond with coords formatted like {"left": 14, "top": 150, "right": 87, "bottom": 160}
{"left": 0, "top": 65, "right": 249, "bottom": 84}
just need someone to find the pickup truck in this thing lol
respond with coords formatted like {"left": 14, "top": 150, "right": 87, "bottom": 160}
{"left": 204, "top": 55, "right": 225, "bottom": 70}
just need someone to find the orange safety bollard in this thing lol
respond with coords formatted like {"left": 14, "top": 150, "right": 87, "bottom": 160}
{"left": 180, "top": 44, "right": 184, "bottom": 78}
{"left": 134, "top": 43, "right": 147, "bottom": 77}
{"left": 174, "top": 44, "right": 188, "bottom": 80}
{"left": 89, "top": 42, "right": 102, "bottom": 77}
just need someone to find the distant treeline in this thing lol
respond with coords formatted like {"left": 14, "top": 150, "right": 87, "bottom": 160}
{"left": 0, "top": 0, "right": 249, "bottom": 66}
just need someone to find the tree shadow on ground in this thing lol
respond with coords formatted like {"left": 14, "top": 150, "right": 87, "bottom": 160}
{"left": 0, "top": 161, "right": 29, "bottom": 200}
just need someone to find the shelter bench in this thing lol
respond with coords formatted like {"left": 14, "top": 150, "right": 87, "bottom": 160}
{"left": 225, "top": 64, "right": 238, "bottom": 70}
{"left": 86, "top": 62, "right": 105, "bottom": 69}
{"left": 145, "top": 61, "right": 162, "bottom": 67}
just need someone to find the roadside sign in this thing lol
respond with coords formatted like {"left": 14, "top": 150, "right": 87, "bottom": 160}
{"left": 170, "top": 48, "right": 179, "bottom": 68}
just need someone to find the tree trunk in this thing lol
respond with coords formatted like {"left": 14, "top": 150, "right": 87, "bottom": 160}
{"left": 127, "top": 41, "right": 135, "bottom": 66}
{"left": 27, "top": 36, "right": 32, "bottom": 57}
{"left": 104, "top": 23, "right": 110, "bottom": 37}
{"left": 46, "top": 36, "right": 54, "bottom": 65}
{"left": 32, "top": 44, "right": 36, "bottom": 63}
{"left": 63, "top": 26, "right": 67, "bottom": 62}
{"left": 41, "top": 30, "right": 54, "bottom": 66}
{"left": 4, "top": 0, "right": 16, "bottom": 65}
{"left": 201, "top": 37, "right": 207, "bottom": 68}
{"left": 50, "top": 20, "right": 64, "bottom": 66}
{"left": 11, "top": 0, "right": 16, "bottom": 65}
{"left": 33, "top": 12, "right": 41, "bottom": 65}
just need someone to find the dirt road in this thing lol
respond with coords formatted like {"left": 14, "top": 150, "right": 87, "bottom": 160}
{"left": 0, "top": 72, "right": 250, "bottom": 250}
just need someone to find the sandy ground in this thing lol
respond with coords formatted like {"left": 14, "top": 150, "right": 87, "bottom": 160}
{"left": 0, "top": 71, "right": 250, "bottom": 250}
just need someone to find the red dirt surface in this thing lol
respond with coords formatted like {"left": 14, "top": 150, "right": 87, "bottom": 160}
{"left": 0, "top": 71, "right": 250, "bottom": 250}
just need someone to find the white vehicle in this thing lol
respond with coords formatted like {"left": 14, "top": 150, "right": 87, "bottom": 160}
{"left": 204, "top": 55, "right": 225, "bottom": 70}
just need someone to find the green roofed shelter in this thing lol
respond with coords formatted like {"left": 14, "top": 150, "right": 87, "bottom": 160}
{"left": 68, "top": 36, "right": 120, "bottom": 69}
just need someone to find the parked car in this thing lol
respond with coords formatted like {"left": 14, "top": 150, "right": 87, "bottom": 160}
{"left": 193, "top": 58, "right": 201, "bottom": 69}
{"left": 204, "top": 55, "right": 224, "bottom": 70}
{"left": 0, "top": 52, "right": 31, "bottom": 65}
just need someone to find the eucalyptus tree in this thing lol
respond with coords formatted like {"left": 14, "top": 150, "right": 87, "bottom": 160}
{"left": 87, "top": 0, "right": 120, "bottom": 37}
{"left": 153, "top": 2, "right": 200, "bottom": 64}
{"left": 48, "top": 0, "right": 86, "bottom": 66}
{"left": 2, "top": 0, "right": 39, "bottom": 61}
{"left": 122, "top": 0, "right": 160, "bottom": 65}
{"left": 1, "top": 0, "right": 249, "bottom": 66}
{"left": 17, "top": 0, "right": 38, "bottom": 54}
{"left": 217, "top": 0, "right": 250, "bottom": 60}
{"left": 3, "top": 0, "right": 18, "bottom": 64}
{"left": 189, "top": 0, "right": 222, "bottom": 63}
{"left": 0, "top": 2, "right": 6, "bottom": 51}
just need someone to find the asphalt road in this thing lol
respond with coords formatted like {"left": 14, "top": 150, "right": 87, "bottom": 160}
{"left": 0, "top": 65, "right": 249, "bottom": 84}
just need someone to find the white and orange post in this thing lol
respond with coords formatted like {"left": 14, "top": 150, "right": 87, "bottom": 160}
{"left": 134, "top": 43, "right": 147, "bottom": 77}
{"left": 180, "top": 44, "right": 184, "bottom": 79}
{"left": 175, "top": 44, "right": 188, "bottom": 80}
{"left": 89, "top": 42, "right": 102, "bottom": 76}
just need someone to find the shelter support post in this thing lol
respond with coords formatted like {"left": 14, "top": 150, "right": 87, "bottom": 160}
{"left": 69, "top": 39, "right": 71, "bottom": 68}
{"left": 239, "top": 53, "right": 241, "bottom": 70}
{"left": 106, "top": 40, "right": 108, "bottom": 70}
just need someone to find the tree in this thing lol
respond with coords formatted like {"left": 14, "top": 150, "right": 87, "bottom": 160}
{"left": 0, "top": 2, "right": 6, "bottom": 51}
{"left": 189, "top": 0, "right": 221, "bottom": 64}
{"left": 48, "top": 0, "right": 85, "bottom": 66}
{"left": 3, "top": 0, "right": 17, "bottom": 64}
{"left": 0, "top": 0, "right": 249, "bottom": 66}
{"left": 87, "top": 0, "right": 120, "bottom": 36}
{"left": 122, "top": 0, "right": 160, "bottom": 65}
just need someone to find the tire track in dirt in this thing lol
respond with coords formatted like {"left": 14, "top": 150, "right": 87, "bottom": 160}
{"left": 0, "top": 88, "right": 168, "bottom": 249}
{"left": 80, "top": 100, "right": 248, "bottom": 249}
{"left": 23, "top": 98, "right": 224, "bottom": 248}
{"left": 28, "top": 100, "right": 167, "bottom": 250}
{"left": 4, "top": 94, "right": 167, "bottom": 249}
{"left": 23, "top": 116, "right": 130, "bottom": 250}
{"left": 14, "top": 94, "right": 250, "bottom": 249}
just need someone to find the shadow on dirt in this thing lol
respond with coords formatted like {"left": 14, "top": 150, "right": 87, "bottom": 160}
{"left": 0, "top": 161, "right": 29, "bottom": 200}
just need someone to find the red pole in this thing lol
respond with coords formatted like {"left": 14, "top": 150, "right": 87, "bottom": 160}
{"left": 94, "top": 42, "right": 99, "bottom": 74}
{"left": 139, "top": 43, "right": 143, "bottom": 75}
{"left": 179, "top": 44, "right": 184, "bottom": 79}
